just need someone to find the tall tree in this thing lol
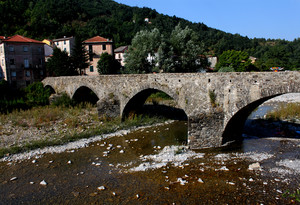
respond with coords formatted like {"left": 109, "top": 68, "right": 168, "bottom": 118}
{"left": 71, "top": 37, "right": 89, "bottom": 75}
{"left": 46, "top": 48, "right": 77, "bottom": 76}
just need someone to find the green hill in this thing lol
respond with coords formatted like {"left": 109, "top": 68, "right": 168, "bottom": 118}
{"left": 1, "top": 0, "right": 300, "bottom": 70}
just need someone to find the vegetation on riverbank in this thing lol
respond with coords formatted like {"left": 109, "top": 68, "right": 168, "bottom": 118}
{"left": 266, "top": 103, "right": 300, "bottom": 122}
{"left": 0, "top": 104, "right": 166, "bottom": 158}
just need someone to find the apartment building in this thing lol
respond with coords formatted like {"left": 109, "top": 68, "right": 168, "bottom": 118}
{"left": 114, "top": 46, "right": 128, "bottom": 67}
{"left": 52, "top": 36, "right": 75, "bottom": 56}
{"left": 83, "top": 36, "right": 113, "bottom": 76}
{"left": 0, "top": 35, "right": 45, "bottom": 87}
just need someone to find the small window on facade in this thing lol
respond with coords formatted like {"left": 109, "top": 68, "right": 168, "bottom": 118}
{"left": 89, "top": 55, "right": 93, "bottom": 61}
{"left": 102, "top": 44, "right": 106, "bottom": 50}
{"left": 90, "top": 65, "right": 94, "bottom": 72}
{"left": 10, "top": 59, "right": 15, "bottom": 65}
{"left": 23, "top": 46, "right": 28, "bottom": 52}
{"left": 64, "top": 40, "right": 66, "bottom": 45}
{"left": 0, "top": 46, "right": 2, "bottom": 53}
{"left": 89, "top": 45, "right": 93, "bottom": 53}
{"left": 9, "top": 46, "right": 14, "bottom": 52}
{"left": 64, "top": 48, "right": 67, "bottom": 52}
{"left": 2, "top": 59, "right": 4, "bottom": 66}
{"left": 11, "top": 71, "right": 16, "bottom": 77}
{"left": 24, "top": 58, "right": 29, "bottom": 68}
{"left": 26, "top": 71, "right": 30, "bottom": 77}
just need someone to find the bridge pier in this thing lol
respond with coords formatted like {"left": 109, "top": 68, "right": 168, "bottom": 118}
{"left": 97, "top": 95, "right": 120, "bottom": 119}
{"left": 188, "top": 110, "right": 225, "bottom": 149}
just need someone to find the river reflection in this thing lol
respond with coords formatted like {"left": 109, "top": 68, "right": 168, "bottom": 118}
{"left": 0, "top": 121, "right": 299, "bottom": 204}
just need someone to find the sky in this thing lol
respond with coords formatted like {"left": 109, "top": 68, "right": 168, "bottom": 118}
{"left": 114, "top": 0, "right": 300, "bottom": 41}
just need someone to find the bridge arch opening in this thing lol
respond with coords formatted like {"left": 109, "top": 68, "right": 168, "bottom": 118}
{"left": 72, "top": 86, "right": 99, "bottom": 105}
{"left": 44, "top": 85, "right": 55, "bottom": 95}
{"left": 122, "top": 88, "right": 188, "bottom": 121}
{"left": 222, "top": 93, "right": 300, "bottom": 146}
{"left": 122, "top": 88, "right": 188, "bottom": 145}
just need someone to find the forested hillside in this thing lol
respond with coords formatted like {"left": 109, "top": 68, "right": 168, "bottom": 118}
{"left": 1, "top": 0, "right": 300, "bottom": 70}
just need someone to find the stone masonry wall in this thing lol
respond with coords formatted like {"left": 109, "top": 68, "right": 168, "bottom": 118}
{"left": 43, "top": 71, "right": 300, "bottom": 149}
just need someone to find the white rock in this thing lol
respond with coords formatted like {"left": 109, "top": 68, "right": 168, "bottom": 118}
{"left": 10, "top": 177, "right": 17, "bottom": 181}
{"left": 67, "top": 160, "right": 72, "bottom": 164}
{"left": 227, "top": 182, "right": 235, "bottom": 185}
{"left": 249, "top": 178, "right": 254, "bottom": 182}
{"left": 30, "top": 182, "right": 34, "bottom": 184}
{"left": 97, "top": 186, "right": 105, "bottom": 190}
{"left": 32, "top": 160, "right": 37, "bottom": 163}
{"left": 197, "top": 178, "right": 204, "bottom": 183}
{"left": 119, "top": 150, "right": 125, "bottom": 154}
{"left": 136, "top": 194, "right": 140, "bottom": 198}
{"left": 112, "top": 192, "right": 116, "bottom": 196}
{"left": 40, "top": 180, "right": 47, "bottom": 186}
{"left": 248, "top": 162, "right": 261, "bottom": 170}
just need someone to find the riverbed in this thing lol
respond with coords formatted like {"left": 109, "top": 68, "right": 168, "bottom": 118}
{"left": 0, "top": 120, "right": 299, "bottom": 204}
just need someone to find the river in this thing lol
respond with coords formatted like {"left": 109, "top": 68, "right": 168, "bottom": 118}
{"left": 0, "top": 118, "right": 299, "bottom": 204}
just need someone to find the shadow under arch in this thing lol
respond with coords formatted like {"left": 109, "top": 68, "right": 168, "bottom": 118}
{"left": 222, "top": 94, "right": 282, "bottom": 146}
{"left": 122, "top": 88, "right": 188, "bottom": 121}
{"left": 72, "top": 86, "right": 99, "bottom": 105}
{"left": 44, "top": 85, "right": 55, "bottom": 95}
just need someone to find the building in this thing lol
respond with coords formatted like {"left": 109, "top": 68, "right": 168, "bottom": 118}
{"left": 83, "top": 36, "right": 114, "bottom": 76}
{"left": 0, "top": 35, "right": 45, "bottom": 87}
{"left": 114, "top": 46, "right": 128, "bottom": 67}
{"left": 52, "top": 36, "right": 75, "bottom": 56}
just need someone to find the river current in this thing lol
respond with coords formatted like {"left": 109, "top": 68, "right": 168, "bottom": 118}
{"left": 0, "top": 119, "right": 299, "bottom": 204}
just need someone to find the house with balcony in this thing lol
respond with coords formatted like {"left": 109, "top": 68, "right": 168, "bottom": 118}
{"left": 0, "top": 35, "right": 45, "bottom": 87}
{"left": 83, "top": 36, "right": 114, "bottom": 76}
{"left": 52, "top": 36, "right": 75, "bottom": 56}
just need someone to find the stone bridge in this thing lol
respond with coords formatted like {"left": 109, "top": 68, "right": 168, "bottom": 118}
{"left": 42, "top": 72, "right": 300, "bottom": 149}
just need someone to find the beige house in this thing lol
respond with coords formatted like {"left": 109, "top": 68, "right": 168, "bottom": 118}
{"left": 53, "top": 36, "right": 75, "bottom": 56}
{"left": 0, "top": 35, "right": 45, "bottom": 87}
{"left": 83, "top": 36, "right": 113, "bottom": 76}
{"left": 114, "top": 46, "right": 128, "bottom": 67}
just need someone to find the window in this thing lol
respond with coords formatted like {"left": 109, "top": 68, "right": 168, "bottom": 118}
{"left": 56, "top": 42, "right": 59, "bottom": 46}
{"left": 24, "top": 58, "right": 29, "bottom": 68}
{"left": 89, "top": 54, "right": 93, "bottom": 61}
{"left": 23, "top": 46, "right": 28, "bottom": 52}
{"left": 2, "top": 59, "right": 4, "bottom": 66}
{"left": 11, "top": 71, "right": 16, "bottom": 77}
{"left": 102, "top": 44, "right": 106, "bottom": 50}
{"left": 64, "top": 48, "right": 66, "bottom": 52}
{"left": 25, "top": 71, "right": 30, "bottom": 77}
{"left": 90, "top": 65, "right": 94, "bottom": 72}
{"left": 0, "top": 46, "right": 2, "bottom": 53}
{"left": 89, "top": 45, "right": 93, "bottom": 54}
{"left": 9, "top": 46, "right": 14, "bottom": 52}
{"left": 64, "top": 40, "right": 66, "bottom": 45}
{"left": 10, "top": 59, "right": 15, "bottom": 65}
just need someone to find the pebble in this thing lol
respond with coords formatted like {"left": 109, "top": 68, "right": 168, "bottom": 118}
{"left": 67, "top": 160, "right": 72, "bottom": 164}
{"left": 10, "top": 177, "right": 17, "bottom": 181}
{"left": 248, "top": 162, "right": 261, "bottom": 170}
{"left": 40, "top": 180, "right": 47, "bottom": 186}
{"left": 136, "top": 194, "right": 140, "bottom": 199}
{"left": 112, "top": 192, "right": 116, "bottom": 196}
{"left": 30, "top": 182, "right": 34, "bottom": 184}
{"left": 120, "top": 150, "right": 125, "bottom": 154}
{"left": 97, "top": 186, "right": 105, "bottom": 190}
{"left": 249, "top": 178, "right": 254, "bottom": 182}
{"left": 32, "top": 160, "right": 37, "bottom": 163}
{"left": 197, "top": 178, "right": 204, "bottom": 183}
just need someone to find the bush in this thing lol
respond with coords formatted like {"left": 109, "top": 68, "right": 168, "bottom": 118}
{"left": 25, "top": 82, "right": 51, "bottom": 107}
{"left": 51, "top": 93, "right": 75, "bottom": 107}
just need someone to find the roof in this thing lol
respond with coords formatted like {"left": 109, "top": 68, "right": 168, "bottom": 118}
{"left": 52, "top": 36, "right": 74, "bottom": 42}
{"left": 0, "top": 36, "right": 6, "bottom": 40}
{"left": 114, "top": 46, "right": 128, "bottom": 53}
{"left": 3, "top": 35, "right": 44, "bottom": 44}
{"left": 83, "top": 36, "right": 112, "bottom": 43}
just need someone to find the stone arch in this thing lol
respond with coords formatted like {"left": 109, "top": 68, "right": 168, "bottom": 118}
{"left": 44, "top": 85, "right": 56, "bottom": 94}
{"left": 72, "top": 85, "right": 99, "bottom": 105}
{"left": 221, "top": 93, "right": 290, "bottom": 145}
{"left": 121, "top": 87, "right": 187, "bottom": 121}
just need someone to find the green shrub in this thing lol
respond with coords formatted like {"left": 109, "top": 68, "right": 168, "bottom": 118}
{"left": 25, "top": 82, "right": 51, "bottom": 107}
{"left": 51, "top": 93, "right": 75, "bottom": 107}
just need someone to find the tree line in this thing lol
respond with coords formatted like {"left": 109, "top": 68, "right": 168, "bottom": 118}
{"left": 1, "top": 0, "right": 300, "bottom": 72}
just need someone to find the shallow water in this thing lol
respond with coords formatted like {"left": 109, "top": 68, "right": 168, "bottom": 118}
{"left": 0, "top": 121, "right": 299, "bottom": 204}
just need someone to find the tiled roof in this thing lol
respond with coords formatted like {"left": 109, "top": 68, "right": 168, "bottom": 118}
{"left": 3, "top": 35, "right": 44, "bottom": 44}
{"left": 0, "top": 36, "right": 6, "bottom": 40}
{"left": 84, "top": 36, "right": 111, "bottom": 43}
{"left": 114, "top": 46, "right": 128, "bottom": 53}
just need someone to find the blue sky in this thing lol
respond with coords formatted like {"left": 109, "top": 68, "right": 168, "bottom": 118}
{"left": 114, "top": 0, "right": 300, "bottom": 41}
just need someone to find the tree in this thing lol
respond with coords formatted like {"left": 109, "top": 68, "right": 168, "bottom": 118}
{"left": 165, "top": 24, "right": 207, "bottom": 72}
{"left": 97, "top": 52, "right": 120, "bottom": 74}
{"left": 215, "top": 50, "right": 252, "bottom": 72}
{"left": 46, "top": 48, "right": 77, "bottom": 76}
{"left": 25, "top": 82, "right": 51, "bottom": 106}
{"left": 71, "top": 37, "right": 89, "bottom": 75}
{"left": 124, "top": 28, "right": 162, "bottom": 73}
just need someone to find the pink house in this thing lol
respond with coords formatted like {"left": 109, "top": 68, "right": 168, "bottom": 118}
{"left": 83, "top": 36, "right": 113, "bottom": 76}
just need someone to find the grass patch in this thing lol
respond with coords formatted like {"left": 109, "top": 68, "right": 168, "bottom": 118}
{"left": 0, "top": 106, "right": 166, "bottom": 158}
{"left": 266, "top": 103, "right": 300, "bottom": 121}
